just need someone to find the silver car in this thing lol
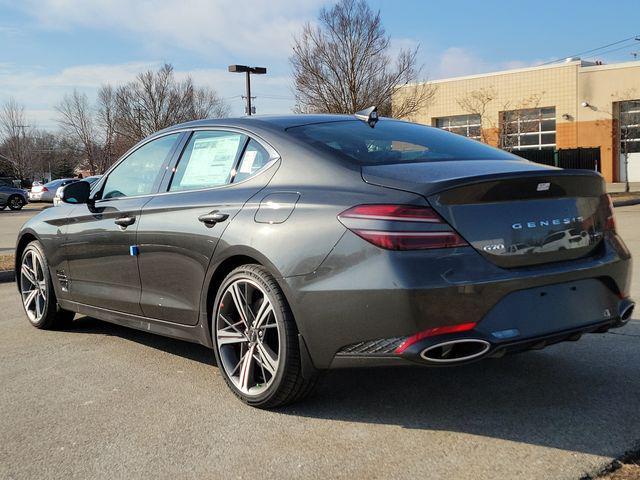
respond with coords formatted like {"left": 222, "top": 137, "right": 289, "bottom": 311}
{"left": 29, "top": 178, "right": 77, "bottom": 203}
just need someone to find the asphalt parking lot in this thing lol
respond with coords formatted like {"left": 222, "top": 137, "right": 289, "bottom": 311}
{"left": 0, "top": 204, "right": 48, "bottom": 254}
{"left": 1, "top": 206, "right": 639, "bottom": 480}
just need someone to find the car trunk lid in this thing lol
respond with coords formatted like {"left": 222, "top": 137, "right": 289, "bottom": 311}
{"left": 362, "top": 160, "right": 608, "bottom": 268}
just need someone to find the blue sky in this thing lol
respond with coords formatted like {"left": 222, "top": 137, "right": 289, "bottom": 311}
{"left": 1, "top": 0, "right": 639, "bottom": 129}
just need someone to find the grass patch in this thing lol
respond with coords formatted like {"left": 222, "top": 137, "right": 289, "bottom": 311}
{"left": 600, "top": 464, "right": 640, "bottom": 480}
{"left": 0, "top": 253, "right": 14, "bottom": 272}
{"left": 583, "top": 446, "right": 640, "bottom": 480}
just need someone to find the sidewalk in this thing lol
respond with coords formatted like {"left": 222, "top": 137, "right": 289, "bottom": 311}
{"left": 607, "top": 182, "right": 640, "bottom": 193}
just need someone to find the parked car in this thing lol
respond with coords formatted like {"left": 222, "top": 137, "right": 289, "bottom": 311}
{"left": 29, "top": 178, "right": 77, "bottom": 202}
{"left": 0, "top": 180, "right": 28, "bottom": 210}
{"left": 53, "top": 176, "right": 102, "bottom": 206}
{"left": 15, "top": 112, "right": 633, "bottom": 408}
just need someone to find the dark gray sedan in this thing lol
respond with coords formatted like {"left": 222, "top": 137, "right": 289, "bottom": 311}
{"left": 14, "top": 113, "right": 633, "bottom": 408}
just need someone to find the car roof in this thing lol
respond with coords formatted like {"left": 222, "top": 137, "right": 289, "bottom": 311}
{"left": 160, "top": 114, "right": 361, "bottom": 134}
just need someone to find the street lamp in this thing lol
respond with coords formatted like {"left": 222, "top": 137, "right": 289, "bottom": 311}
{"left": 228, "top": 65, "right": 267, "bottom": 116}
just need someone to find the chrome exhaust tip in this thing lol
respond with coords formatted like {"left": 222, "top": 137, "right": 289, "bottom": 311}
{"left": 420, "top": 339, "right": 491, "bottom": 364}
{"left": 617, "top": 300, "right": 635, "bottom": 326}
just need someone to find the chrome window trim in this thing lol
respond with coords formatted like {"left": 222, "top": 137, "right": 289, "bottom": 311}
{"left": 92, "top": 126, "right": 281, "bottom": 204}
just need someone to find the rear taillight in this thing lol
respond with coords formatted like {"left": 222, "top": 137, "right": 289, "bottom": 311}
{"left": 605, "top": 194, "right": 616, "bottom": 232}
{"left": 338, "top": 204, "right": 468, "bottom": 250}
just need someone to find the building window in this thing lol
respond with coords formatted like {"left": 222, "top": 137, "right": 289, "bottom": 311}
{"left": 434, "top": 114, "right": 481, "bottom": 140}
{"left": 501, "top": 107, "right": 556, "bottom": 151}
{"left": 620, "top": 100, "right": 640, "bottom": 154}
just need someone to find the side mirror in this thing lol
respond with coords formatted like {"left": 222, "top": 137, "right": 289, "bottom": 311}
{"left": 61, "top": 181, "right": 91, "bottom": 204}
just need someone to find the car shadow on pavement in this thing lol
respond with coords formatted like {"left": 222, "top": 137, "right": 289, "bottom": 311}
{"left": 65, "top": 315, "right": 216, "bottom": 366}
{"left": 62, "top": 315, "right": 640, "bottom": 457}
{"left": 281, "top": 332, "right": 640, "bottom": 457}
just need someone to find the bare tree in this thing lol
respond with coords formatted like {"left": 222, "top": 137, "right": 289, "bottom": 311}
{"left": 290, "top": 0, "right": 435, "bottom": 117}
{"left": 113, "top": 64, "right": 229, "bottom": 144}
{"left": 96, "top": 85, "right": 123, "bottom": 172}
{"left": 0, "top": 98, "right": 35, "bottom": 180}
{"left": 456, "top": 87, "right": 497, "bottom": 143}
{"left": 456, "top": 89, "right": 545, "bottom": 148}
{"left": 56, "top": 90, "right": 100, "bottom": 174}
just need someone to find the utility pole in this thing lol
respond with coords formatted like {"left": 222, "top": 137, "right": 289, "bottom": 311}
{"left": 16, "top": 124, "right": 30, "bottom": 181}
{"left": 228, "top": 65, "right": 267, "bottom": 115}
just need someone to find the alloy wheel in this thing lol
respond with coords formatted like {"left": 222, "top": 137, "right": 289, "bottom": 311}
{"left": 9, "top": 196, "right": 23, "bottom": 210}
{"left": 216, "top": 279, "right": 280, "bottom": 396}
{"left": 20, "top": 249, "right": 47, "bottom": 323}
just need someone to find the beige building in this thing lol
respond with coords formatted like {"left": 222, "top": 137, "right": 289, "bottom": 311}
{"left": 394, "top": 59, "right": 640, "bottom": 182}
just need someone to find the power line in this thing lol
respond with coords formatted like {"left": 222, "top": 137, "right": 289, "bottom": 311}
{"left": 539, "top": 34, "right": 640, "bottom": 65}
{"left": 586, "top": 41, "right": 640, "bottom": 60}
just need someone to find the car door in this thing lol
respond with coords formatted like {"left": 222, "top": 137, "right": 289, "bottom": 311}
{"left": 136, "top": 129, "right": 278, "bottom": 325}
{"left": 63, "top": 132, "right": 183, "bottom": 314}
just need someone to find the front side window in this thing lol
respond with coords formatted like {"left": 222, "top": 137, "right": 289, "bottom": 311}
{"left": 169, "top": 131, "right": 246, "bottom": 192}
{"left": 101, "top": 133, "right": 180, "bottom": 199}
{"left": 501, "top": 107, "right": 556, "bottom": 151}
{"left": 287, "top": 119, "right": 516, "bottom": 165}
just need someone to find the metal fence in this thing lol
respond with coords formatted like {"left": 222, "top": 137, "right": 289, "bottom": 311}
{"left": 513, "top": 147, "right": 600, "bottom": 172}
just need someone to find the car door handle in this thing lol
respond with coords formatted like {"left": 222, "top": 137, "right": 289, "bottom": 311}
{"left": 114, "top": 216, "right": 136, "bottom": 228}
{"left": 198, "top": 211, "right": 229, "bottom": 227}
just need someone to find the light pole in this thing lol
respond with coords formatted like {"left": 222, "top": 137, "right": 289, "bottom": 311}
{"left": 228, "top": 65, "right": 267, "bottom": 115}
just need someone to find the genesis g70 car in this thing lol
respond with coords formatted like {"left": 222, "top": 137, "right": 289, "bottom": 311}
{"left": 15, "top": 112, "right": 633, "bottom": 408}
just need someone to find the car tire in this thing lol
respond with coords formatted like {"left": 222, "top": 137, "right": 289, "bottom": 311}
{"left": 8, "top": 195, "right": 25, "bottom": 210}
{"left": 212, "top": 264, "right": 318, "bottom": 408}
{"left": 19, "top": 241, "right": 75, "bottom": 329}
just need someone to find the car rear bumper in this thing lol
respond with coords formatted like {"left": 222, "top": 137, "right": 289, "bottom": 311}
{"left": 284, "top": 230, "right": 632, "bottom": 369}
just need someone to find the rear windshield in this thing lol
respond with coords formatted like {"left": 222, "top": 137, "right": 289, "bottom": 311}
{"left": 286, "top": 119, "right": 517, "bottom": 165}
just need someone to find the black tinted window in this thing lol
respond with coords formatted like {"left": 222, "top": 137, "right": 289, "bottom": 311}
{"left": 287, "top": 120, "right": 516, "bottom": 165}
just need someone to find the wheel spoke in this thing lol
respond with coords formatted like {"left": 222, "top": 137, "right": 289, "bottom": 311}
{"left": 35, "top": 295, "right": 43, "bottom": 318}
{"left": 21, "top": 264, "right": 36, "bottom": 286}
{"left": 217, "top": 330, "right": 248, "bottom": 346}
{"left": 242, "top": 282, "right": 256, "bottom": 322}
{"left": 34, "top": 255, "right": 44, "bottom": 282}
{"left": 253, "top": 299, "right": 273, "bottom": 330}
{"left": 229, "top": 283, "right": 250, "bottom": 328}
{"left": 238, "top": 344, "right": 256, "bottom": 392}
{"left": 256, "top": 341, "right": 277, "bottom": 376}
{"left": 219, "top": 313, "right": 244, "bottom": 334}
{"left": 23, "top": 289, "right": 38, "bottom": 309}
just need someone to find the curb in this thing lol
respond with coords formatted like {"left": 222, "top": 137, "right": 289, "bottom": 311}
{"left": 0, "top": 271, "right": 15, "bottom": 284}
{"left": 613, "top": 199, "right": 640, "bottom": 208}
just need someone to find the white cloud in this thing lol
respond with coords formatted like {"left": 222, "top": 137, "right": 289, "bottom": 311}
{"left": 0, "top": 61, "right": 295, "bottom": 129}
{"left": 14, "top": 0, "right": 324, "bottom": 59}
{"left": 431, "top": 47, "right": 546, "bottom": 80}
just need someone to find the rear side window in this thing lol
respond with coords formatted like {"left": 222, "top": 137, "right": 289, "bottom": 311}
{"left": 234, "top": 139, "right": 271, "bottom": 183}
{"left": 169, "top": 131, "right": 246, "bottom": 192}
{"left": 286, "top": 120, "right": 517, "bottom": 165}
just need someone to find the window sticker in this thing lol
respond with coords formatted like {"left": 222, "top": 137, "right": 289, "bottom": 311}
{"left": 239, "top": 150, "right": 258, "bottom": 174}
{"left": 179, "top": 135, "right": 241, "bottom": 187}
